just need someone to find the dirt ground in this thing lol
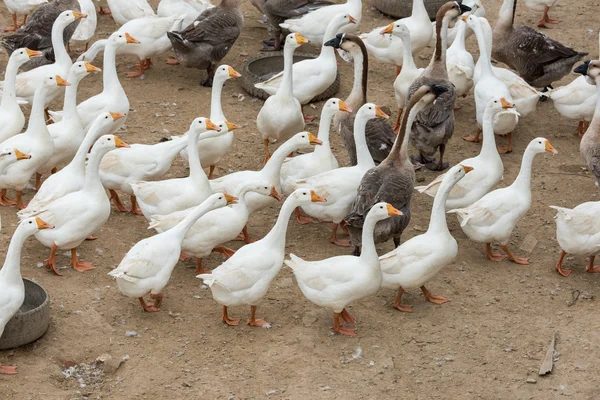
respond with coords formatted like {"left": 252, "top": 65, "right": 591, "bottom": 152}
{"left": 1, "top": 0, "right": 600, "bottom": 398}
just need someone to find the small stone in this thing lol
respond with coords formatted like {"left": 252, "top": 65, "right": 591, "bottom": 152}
{"left": 125, "top": 331, "right": 138, "bottom": 337}
{"left": 527, "top": 378, "right": 537, "bottom": 384}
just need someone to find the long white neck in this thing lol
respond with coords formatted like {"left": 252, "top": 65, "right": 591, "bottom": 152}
{"left": 261, "top": 196, "right": 296, "bottom": 247}
{"left": 52, "top": 20, "right": 72, "bottom": 68}
{"left": 319, "top": 22, "right": 342, "bottom": 62}
{"left": 412, "top": 0, "right": 428, "bottom": 18}
{"left": 262, "top": 138, "right": 302, "bottom": 182}
{"left": 511, "top": 145, "right": 537, "bottom": 194}
{"left": 187, "top": 131, "right": 208, "bottom": 185}
{"left": 172, "top": 201, "right": 218, "bottom": 239}
{"left": 84, "top": 145, "right": 111, "bottom": 192}
{"left": 1, "top": 55, "right": 22, "bottom": 106}
{"left": 210, "top": 75, "right": 227, "bottom": 121}
{"left": 400, "top": 33, "right": 417, "bottom": 70}
{"left": 472, "top": 21, "right": 494, "bottom": 77}
{"left": 496, "top": 0, "right": 515, "bottom": 32}
{"left": 480, "top": 107, "right": 501, "bottom": 157}
{"left": 353, "top": 113, "right": 376, "bottom": 167}
{"left": 278, "top": 43, "right": 296, "bottom": 98}
{"left": 315, "top": 107, "right": 336, "bottom": 149}
{"left": 359, "top": 213, "right": 384, "bottom": 262}
{"left": 68, "top": 122, "right": 105, "bottom": 172}
{"left": 27, "top": 85, "right": 50, "bottom": 136}
{"left": 449, "top": 20, "right": 467, "bottom": 52}
{"left": 102, "top": 44, "right": 121, "bottom": 92}
{"left": 0, "top": 224, "right": 28, "bottom": 284}
{"left": 160, "top": 136, "right": 189, "bottom": 156}
{"left": 62, "top": 74, "right": 84, "bottom": 122}
{"left": 429, "top": 174, "right": 458, "bottom": 232}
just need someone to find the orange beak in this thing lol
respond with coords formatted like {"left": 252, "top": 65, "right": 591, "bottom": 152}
{"left": 56, "top": 75, "right": 70, "bottom": 86}
{"left": 25, "top": 48, "right": 42, "bottom": 58}
{"left": 125, "top": 33, "right": 140, "bottom": 44}
{"left": 228, "top": 66, "right": 241, "bottom": 78}
{"left": 348, "top": 15, "right": 357, "bottom": 24}
{"left": 205, "top": 119, "right": 220, "bottom": 131}
{"left": 308, "top": 132, "right": 322, "bottom": 146}
{"left": 110, "top": 112, "right": 125, "bottom": 121}
{"left": 225, "top": 121, "right": 240, "bottom": 131}
{"left": 375, "top": 105, "right": 389, "bottom": 119}
{"left": 35, "top": 217, "right": 54, "bottom": 230}
{"left": 386, "top": 204, "right": 403, "bottom": 216}
{"left": 338, "top": 99, "right": 352, "bottom": 113}
{"left": 545, "top": 140, "right": 558, "bottom": 154}
{"left": 14, "top": 148, "right": 31, "bottom": 160}
{"left": 380, "top": 23, "right": 393, "bottom": 35}
{"left": 269, "top": 186, "right": 282, "bottom": 201}
{"left": 295, "top": 33, "right": 309, "bottom": 44}
{"left": 84, "top": 62, "right": 101, "bottom": 73}
{"left": 224, "top": 193, "right": 238, "bottom": 205}
{"left": 500, "top": 98, "right": 515, "bottom": 109}
{"left": 459, "top": 164, "right": 474, "bottom": 173}
{"left": 114, "top": 136, "right": 129, "bottom": 148}
{"left": 310, "top": 190, "right": 326, "bottom": 202}
{"left": 72, "top": 11, "right": 87, "bottom": 19}
{"left": 461, "top": 15, "right": 468, "bottom": 22}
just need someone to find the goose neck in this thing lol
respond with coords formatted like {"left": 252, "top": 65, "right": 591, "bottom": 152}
{"left": 496, "top": 0, "right": 516, "bottom": 32}
{"left": 412, "top": 0, "right": 428, "bottom": 18}
{"left": 1, "top": 56, "right": 21, "bottom": 105}
{"left": 70, "top": 123, "right": 105, "bottom": 172}
{"left": 52, "top": 19, "right": 71, "bottom": 68}
{"left": 102, "top": 44, "right": 121, "bottom": 92}
{"left": 278, "top": 43, "right": 296, "bottom": 97}
{"left": 359, "top": 212, "right": 383, "bottom": 263}
{"left": 353, "top": 113, "right": 375, "bottom": 167}
{"left": 511, "top": 146, "right": 536, "bottom": 194}
{"left": 84, "top": 145, "right": 110, "bottom": 191}
{"left": 431, "top": 13, "right": 451, "bottom": 67}
{"left": 400, "top": 34, "right": 417, "bottom": 70}
{"left": 346, "top": 43, "right": 367, "bottom": 111}
{"left": 315, "top": 107, "right": 336, "bottom": 147}
{"left": 210, "top": 75, "right": 227, "bottom": 121}
{"left": 188, "top": 131, "right": 208, "bottom": 184}
{"left": 0, "top": 224, "right": 27, "bottom": 283}
{"left": 388, "top": 96, "right": 425, "bottom": 164}
{"left": 262, "top": 196, "right": 296, "bottom": 246}
{"left": 472, "top": 21, "right": 493, "bottom": 76}
{"left": 172, "top": 201, "right": 216, "bottom": 238}
{"left": 480, "top": 108, "right": 500, "bottom": 157}
{"left": 429, "top": 175, "right": 455, "bottom": 232}
{"left": 451, "top": 21, "right": 467, "bottom": 51}
{"left": 62, "top": 75, "right": 83, "bottom": 122}
{"left": 28, "top": 85, "right": 50, "bottom": 133}
{"left": 262, "top": 138, "right": 298, "bottom": 181}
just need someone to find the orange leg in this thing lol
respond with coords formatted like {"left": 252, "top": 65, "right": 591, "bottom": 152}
{"left": 421, "top": 285, "right": 449, "bottom": 305}
{"left": 67, "top": 42, "right": 71, "bottom": 53}
{"left": 3, "top": 14, "right": 18, "bottom": 32}
{"left": 301, "top": 104, "right": 315, "bottom": 123}
{"left": 21, "top": 14, "right": 27, "bottom": 26}
{"left": 393, "top": 108, "right": 403, "bottom": 134}
{"left": 263, "top": 139, "right": 271, "bottom": 165}
{"left": 85, "top": 235, "right": 97, "bottom": 241}
{"left": 0, "top": 363, "right": 17, "bottom": 375}
{"left": 44, "top": 244, "right": 61, "bottom": 276}
{"left": 500, "top": 244, "right": 529, "bottom": 265}
{"left": 463, "top": 127, "right": 482, "bottom": 143}
{"left": 497, "top": 132, "right": 513, "bottom": 154}
{"left": 0, "top": 189, "right": 16, "bottom": 206}
{"left": 395, "top": 65, "right": 402, "bottom": 77}
{"left": 234, "top": 225, "right": 254, "bottom": 243}
{"left": 98, "top": 7, "right": 111, "bottom": 15}
{"left": 295, "top": 207, "right": 315, "bottom": 224}
{"left": 555, "top": 250, "right": 570, "bottom": 277}
{"left": 70, "top": 248, "right": 95, "bottom": 271}
{"left": 586, "top": 255, "right": 600, "bottom": 273}
{"left": 578, "top": 121, "right": 590, "bottom": 137}
{"left": 130, "top": 196, "right": 143, "bottom": 215}
{"left": 340, "top": 308, "right": 355, "bottom": 323}
{"left": 222, "top": 306, "right": 240, "bottom": 326}
{"left": 109, "top": 189, "right": 127, "bottom": 212}
{"left": 537, "top": 5, "right": 560, "bottom": 28}
{"left": 150, "top": 292, "right": 163, "bottom": 309}
{"left": 392, "top": 287, "right": 413, "bottom": 312}
{"left": 179, "top": 252, "right": 192, "bottom": 261}
{"left": 213, "top": 246, "right": 236, "bottom": 259}
{"left": 208, "top": 165, "right": 215, "bottom": 179}
{"left": 486, "top": 243, "right": 507, "bottom": 262}
{"left": 195, "top": 258, "right": 207, "bottom": 274}
{"left": 51, "top": 167, "right": 57, "bottom": 174}
{"left": 328, "top": 223, "right": 351, "bottom": 247}
{"left": 165, "top": 57, "right": 180, "bottom": 65}
{"left": 138, "top": 297, "right": 159, "bottom": 312}
{"left": 126, "top": 61, "right": 145, "bottom": 78}
{"left": 247, "top": 305, "right": 270, "bottom": 327}
{"left": 35, "top": 173, "right": 42, "bottom": 191}
{"left": 16, "top": 191, "right": 27, "bottom": 210}
{"left": 332, "top": 312, "right": 355, "bottom": 336}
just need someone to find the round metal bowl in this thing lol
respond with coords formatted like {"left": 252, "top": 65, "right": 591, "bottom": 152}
{"left": 0, "top": 279, "right": 50, "bottom": 350}
{"left": 241, "top": 52, "right": 340, "bottom": 102}
{"left": 373, "top": 0, "right": 447, "bottom": 20}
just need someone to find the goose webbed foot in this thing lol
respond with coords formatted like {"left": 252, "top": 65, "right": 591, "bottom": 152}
{"left": 424, "top": 161, "right": 449, "bottom": 171}
{"left": 201, "top": 65, "right": 216, "bottom": 87}
{"left": 410, "top": 154, "right": 435, "bottom": 165}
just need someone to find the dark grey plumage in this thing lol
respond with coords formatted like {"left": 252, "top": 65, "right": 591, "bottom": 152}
{"left": 345, "top": 84, "right": 448, "bottom": 255}
{"left": 325, "top": 33, "right": 396, "bottom": 166}
{"left": 262, "top": 0, "right": 333, "bottom": 50}
{"left": 1, "top": 0, "right": 80, "bottom": 71}
{"left": 492, "top": 0, "right": 587, "bottom": 89}
{"left": 167, "top": 0, "right": 243, "bottom": 86}
{"left": 576, "top": 60, "right": 600, "bottom": 187}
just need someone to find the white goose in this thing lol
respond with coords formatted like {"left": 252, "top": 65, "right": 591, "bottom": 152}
{"left": 2, "top": 0, "right": 47, "bottom": 32}
{"left": 0, "top": 48, "right": 42, "bottom": 144}
{"left": 0, "top": 216, "right": 53, "bottom": 375}
{"left": 52, "top": 31, "right": 140, "bottom": 131}
{"left": 380, "top": 165, "right": 472, "bottom": 313}
{"left": 446, "top": 17, "right": 474, "bottom": 100}
{"left": 109, "top": 193, "right": 235, "bottom": 312}
{"left": 71, "top": 0, "right": 97, "bottom": 51}
{"left": 106, "top": 0, "right": 155, "bottom": 26}
{"left": 178, "top": 65, "right": 241, "bottom": 179}
{"left": 5, "top": 11, "right": 86, "bottom": 106}
{"left": 429, "top": 0, "right": 485, "bottom": 46}
{"left": 0, "top": 75, "right": 68, "bottom": 209}
{"left": 197, "top": 189, "right": 326, "bottom": 327}
{"left": 286, "top": 202, "right": 401, "bottom": 336}
{"left": 360, "top": 0, "right": 431, "bottom": 75}
{"left": 35, "top": 135, "right": 130, "bottom": 276}
{"left": 448, "top": 138, "right": 557, "bottom": 264}
{"left": 158, "top": 0, "right": 213, "bottom": 27}
{"left": 0, "top": 148, "right": 31, "bottom": 175}
{"left": 18, "top": 112, "right": 125, "bottom": 219}
{"left": 130, "top": 118, "right": 222, "bottom": 219}
{"left": 257, "top": 33, "right": 306, "bottom": 163}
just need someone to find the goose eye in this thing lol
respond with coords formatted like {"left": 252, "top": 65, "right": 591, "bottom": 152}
{"left": 29, "top": 221, "right": 32, "bottom": 224}
{"left": 302, "top": 192, "right": 306, "bottom": 195}
{"left": 105, "top": 116, "right": 108, "bottom": 119}
{"left": 108, "top": 138, "right": 112, "bottom": 141}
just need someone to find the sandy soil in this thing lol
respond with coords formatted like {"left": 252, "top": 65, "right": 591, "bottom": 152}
{"left": 1, "top": 0, "right": 600, "bottom": 398}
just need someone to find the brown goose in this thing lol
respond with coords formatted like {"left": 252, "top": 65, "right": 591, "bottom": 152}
{"left": 576, "top": 60, "right": 600, "bottom": 188}
{"left": 407, "top": 1, "right": 470, "bottom": 171}
{"left": 325, "top": 33, "right": 396, "bottom": 166}
{"left": 1, "top": 0, "right": 81, "bottom": 71}
{"left": 345, "top": 84, "right": 448, "bottom": 256}
{"left": 262, "top": 0, "right": 333, "bottom": 51}
{"left": 493, "top": 0, "right": 587, "bottom": 89}
{"left": 167, "top": 0, "right": 243, "bottom": 86}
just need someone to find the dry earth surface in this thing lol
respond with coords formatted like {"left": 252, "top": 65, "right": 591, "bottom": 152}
{"left": 0, "top": 0, "right": 600, "bottom": 398}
